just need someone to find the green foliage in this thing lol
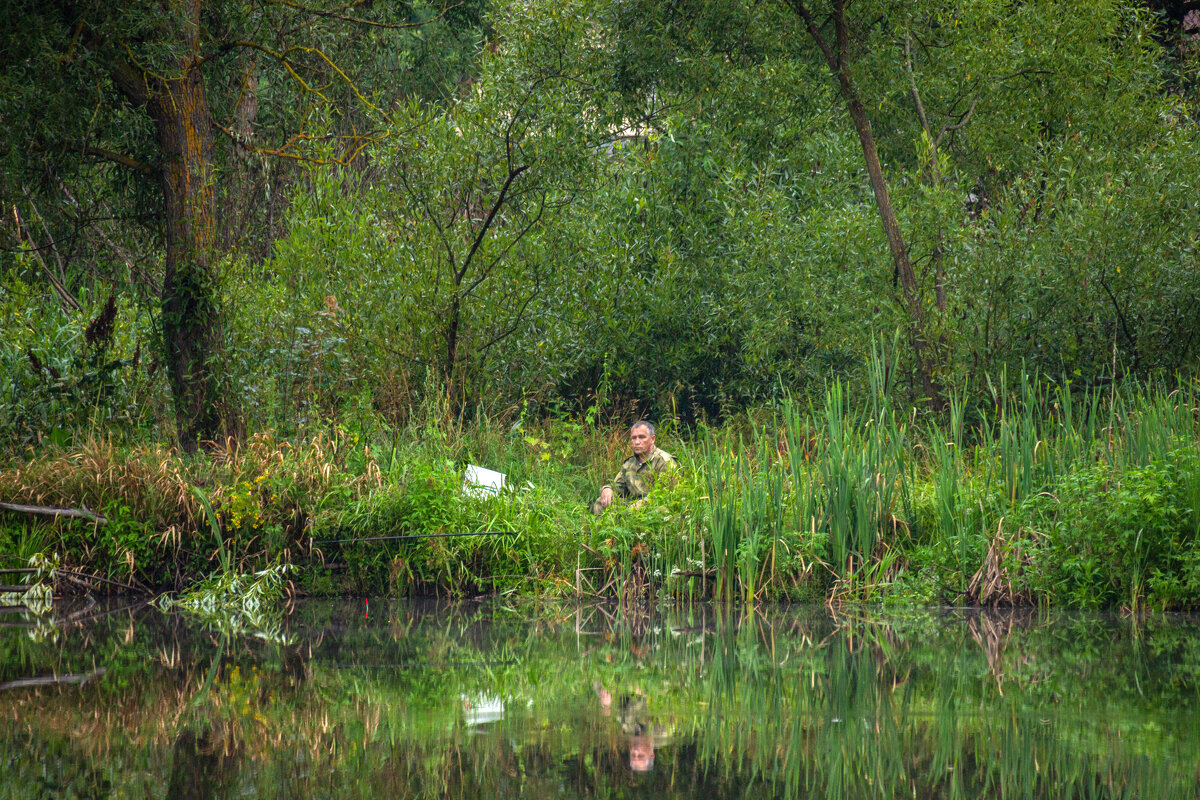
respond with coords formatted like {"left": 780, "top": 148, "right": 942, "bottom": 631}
{"left": 8, "top": 0, "right": 1200, "bottom": 436}
{"left": 1011, "top": 448, "right": 1200, "bottom": 610}
{"left": 5, "top": 1, "right": 1200, "bottom": 610}
{"left": 0, "top": 279, "right": 164, "bottom": 448}
{"left": 159, "top": 562, "right": 295, "bottom": 641}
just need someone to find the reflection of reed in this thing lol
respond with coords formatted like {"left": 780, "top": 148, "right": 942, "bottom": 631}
{"left": 964, "top": 607, "right": 1039, "bottom": 685}
{"left": 3, "top": 602, "right": 1198, "bottom": 799}
{"left": 692, "top": 612, "right": 1186, "bottom": 800}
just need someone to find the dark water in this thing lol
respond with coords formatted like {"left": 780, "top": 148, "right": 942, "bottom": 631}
{"left": 2, "top": 599, "right": 1199, "bottom": 799}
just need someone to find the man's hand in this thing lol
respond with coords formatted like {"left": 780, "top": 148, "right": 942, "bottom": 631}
{"left": 598, "top": 486, "right": 614, "bottom": 509}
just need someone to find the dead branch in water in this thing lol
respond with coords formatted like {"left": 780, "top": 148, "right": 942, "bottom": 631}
{"left": 0, "top": 502, "right": 107, "bottom": 525}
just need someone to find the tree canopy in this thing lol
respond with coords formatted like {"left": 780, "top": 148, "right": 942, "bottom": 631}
{"left": 2, "top": 0, "right": 1198, "bottom": 444}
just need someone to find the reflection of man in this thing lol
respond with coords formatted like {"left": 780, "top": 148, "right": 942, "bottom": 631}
{"left": 590, "top": 421, "right": 676, "bottom": 515}
{"left": 594, "top": 683, "right": 657, "bottom": 773}
{"left": 629, "top": 732, "right": 655, "bottom": 773}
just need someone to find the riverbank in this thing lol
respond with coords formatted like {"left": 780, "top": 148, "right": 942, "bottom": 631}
{"left": 3, "top": 374, "right": 1200, "bottom": 610}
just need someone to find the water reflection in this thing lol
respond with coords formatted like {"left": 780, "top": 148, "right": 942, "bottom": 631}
{"left": 2, "top": 600, "right": 1199, "bottom": 799}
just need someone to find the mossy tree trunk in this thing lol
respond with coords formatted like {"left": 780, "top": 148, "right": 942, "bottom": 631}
{"left": 110, "top": 0, "right": 236, "bottom": 450}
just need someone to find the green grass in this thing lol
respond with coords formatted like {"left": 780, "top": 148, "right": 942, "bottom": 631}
{"left": 2, "top": 370, "right": 1200, "bottom": 609}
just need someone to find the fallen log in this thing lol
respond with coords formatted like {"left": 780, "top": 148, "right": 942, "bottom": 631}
{"left": 0, "top": 502, "right": 107, "bottom": 525}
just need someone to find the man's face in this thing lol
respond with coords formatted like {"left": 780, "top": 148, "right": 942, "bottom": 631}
{"left": 630, "top": 425, "right": 654, "bottom": 458}
{"left": 629, "top": 735, "right": 654, "bottom": 772}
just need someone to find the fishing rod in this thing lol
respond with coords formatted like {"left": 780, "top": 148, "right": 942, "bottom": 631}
{"left": 313, "top": 531, "right": 514, "bottom": 545}
{"left": 329, "top": 659, "right": 518, "bottom": 670}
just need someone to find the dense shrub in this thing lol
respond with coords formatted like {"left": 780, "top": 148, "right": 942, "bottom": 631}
{"left": 1008, "top": 447, "right": 1200, "bottom": 610}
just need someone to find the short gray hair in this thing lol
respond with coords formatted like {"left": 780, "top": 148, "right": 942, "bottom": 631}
{"left": 631, "top": 420, "right": 655, "bottom": 436}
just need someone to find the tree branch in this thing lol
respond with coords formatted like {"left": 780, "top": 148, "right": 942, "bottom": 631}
{"left": 10, "top": 205, "right": 82, "bottom": 313}
{"left": 903, "top": 35, "right": 931, "bottom": 138}
{"left": 934, "top": 93, "right": 980, "bottom": 149}
{"left": 788, "top": 0, "right": 838, "bottom": 70}
{"left": 106, "top": 54, "right": 151, "bottom": 107}
{"left": 455, "top": 164, "right": 528, "bottom": 286}
{"left": 259, "top": 0, "right": 463, "bottom": 30}
{"left": 222, "top": 40, "right": 383, "bottom": 113}
{"left": 1097, "top": 275, "right": 1139, "bottom": 366}
{"left": 213, "top": 121, "right": 379, "bottom": 164}
{"left": 0, "top": 669, "right": 107, "bottom": 691}
{"left": 396, "top": 154, "right": 458, "bottom": 275}
{"left": 0, "top": 502, "right": 107, "bottom": 525}
{"left": 463, "top": 194, "right": 546, "bottom": 298}
{"left": 82, "top": 145, "right": 155, "bottom": 175}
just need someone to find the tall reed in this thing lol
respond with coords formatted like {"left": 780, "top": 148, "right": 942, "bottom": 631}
{"left": 702, "top": 426, "right": 787, "bottom": 603}
{"left": 927, "top": 393, "right": 973, "bottom": 592}
{"left": 981, "top": 367, "right": 1045, "bottom": 510}
{"left": 808, "top": 378, "right": 907, "bottom": 584}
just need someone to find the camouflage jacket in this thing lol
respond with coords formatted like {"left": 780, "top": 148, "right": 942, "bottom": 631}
{"left": 590, "top": 447, "right": 676, "bottom": 514}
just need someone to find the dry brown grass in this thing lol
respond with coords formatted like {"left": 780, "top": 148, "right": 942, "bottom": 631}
{"left": 0, "top": 430, "right": 388, "bottom": 579}
{"left": 0, "top": 436, "right": 200, "bottom": 536}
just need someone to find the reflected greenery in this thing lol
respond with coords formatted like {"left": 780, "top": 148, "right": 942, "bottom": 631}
{"left": 2, "top": 601, "right": 1198, "bottom": 799}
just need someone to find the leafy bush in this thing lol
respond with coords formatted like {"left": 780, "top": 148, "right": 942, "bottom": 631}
{"left": 1011, "top": 447, "right": 1200, "bottom": 610}
{"left": 0, "top": 277, "right": 165, "bottom": 447}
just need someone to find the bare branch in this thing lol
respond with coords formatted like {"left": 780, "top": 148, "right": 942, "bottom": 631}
{"left": 57, "top": 181, "right": 161, "bottom": 295}
{"left": 455, "top": 164, "right": 529, "bottom": 286}
{"left": 1098, "top": 275, "right": 1139, "bottom": 365}
{"left": 82, "top": 145, "right": 154, "bottom": 175}
{"left": 477, "top": 250, "right": 544, "bottom": 356}
{"left": 213, "top": 121, "right": 380, "bottom": 164}
{"left": 223, "top": 40, "right": 383, "bottom": 113}
{"left": 463, "top": 192, "right": 546, "bottom": 298}
{"left": 903, "top": 35, "right": 931, "bottom": 138}
{"left": 395, "top": 154, "right": 458, "bottom": 273}
{"left": 934, "top": 94, "right": 980, "bottom": 149}
{"left": 989, "top": 68, "right": 1051, "bottom": 84}
{"left": 11, "top": 205, "right": 82, "bottom": 313}
{"left": 0, "top": 669, "right": 107, "bottom": 691}
{"left": 0, "top": 501, "right": 106, "bottom": 524}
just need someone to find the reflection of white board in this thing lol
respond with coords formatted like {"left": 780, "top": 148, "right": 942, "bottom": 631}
{"left": 463, "top": 464, "right": 506, "bottom": 499}
{"left": 461, "top": 693, "right": 505, "bottom": 726}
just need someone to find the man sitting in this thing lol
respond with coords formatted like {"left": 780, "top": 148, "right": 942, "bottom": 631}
{"left": 590, "top": 420, "right": 676, "bottom": 515}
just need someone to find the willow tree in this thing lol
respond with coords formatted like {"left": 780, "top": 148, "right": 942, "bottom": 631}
{"left": 783, "top": 0, "right": 945, "bottom": 408}
{"left": 0, "top": 1, "right": 477, "bottom": 449}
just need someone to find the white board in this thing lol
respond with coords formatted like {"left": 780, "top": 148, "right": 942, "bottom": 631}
{"left": 463, "top": 464, "right": 506, "bottom": 499}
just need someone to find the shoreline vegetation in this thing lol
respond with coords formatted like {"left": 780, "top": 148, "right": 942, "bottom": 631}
{"left": 4, "top": 1, "right": 1200, "bottom": 621}
{"left": 4, "top": 363, "right": 1200, "bottom": 612}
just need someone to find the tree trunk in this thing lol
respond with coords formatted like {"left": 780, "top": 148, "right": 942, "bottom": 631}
{"left": 445, "top": 293, "right": 462, "bottom": 402}
{"left": 223, "top": 56, "right": 262, "bottom": 252}
{"left": 120, "top": 2, "right": 237, "bottom": 451}
{"left": 790, "top": 0, "right": 943, "bottom": 409}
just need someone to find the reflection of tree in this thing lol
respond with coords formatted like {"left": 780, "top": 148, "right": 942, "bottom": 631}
{"left": 3, "top": 602, "right": 1200, "bottom": 798}
{"left": 166, "top": 727, "right": 242, "bottom": 800}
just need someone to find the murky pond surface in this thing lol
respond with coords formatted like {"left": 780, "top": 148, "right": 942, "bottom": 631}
{"left": 2, "top": 599, "right": 1199, "bottom": 799}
